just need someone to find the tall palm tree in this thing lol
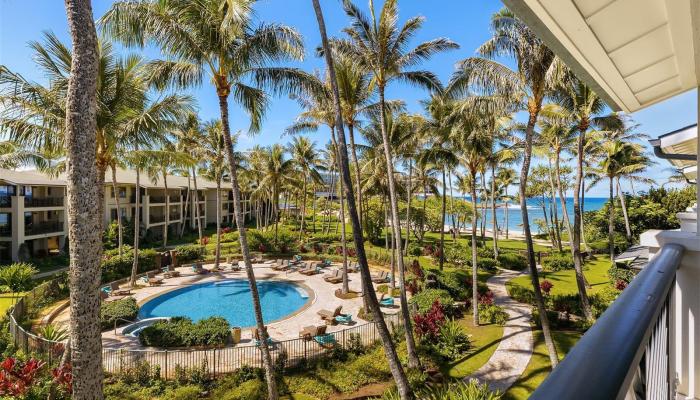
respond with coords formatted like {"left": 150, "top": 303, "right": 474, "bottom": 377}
{"left": 62, "top": 0, "right": 102, "bottom": 397}
{"left": 496, "top": 167, "right": 516, "bottom": 239}
{"left": 311, "top": 0, "right": 412, "bottom": 397}
{"left": 338, "top": 0, "right": 458, "bottom": 370}
{"left": 289, "top": 136, "right": 323, "bottom": 241}
{"left": 449, "top": 8, "right": 562, "bottom": 367}
{"left": 101, "top": 2, "right": 320, "bottom": 396}
{"left": 201, "top": 120, "right": 230, "bottom": 269}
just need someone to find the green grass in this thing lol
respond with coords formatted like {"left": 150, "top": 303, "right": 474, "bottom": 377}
{"left": 507, "top": 256, "right": 612, "bottom": 296}
{"left": 504, "top": 330, "right": 582, "bottom": 400}
{"left": 443, "top": 317, "right": 504, "bottom": 378}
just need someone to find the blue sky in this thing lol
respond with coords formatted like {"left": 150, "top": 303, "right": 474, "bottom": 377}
{"left": 0, "top": 0, "right": 696, "bottom": 197}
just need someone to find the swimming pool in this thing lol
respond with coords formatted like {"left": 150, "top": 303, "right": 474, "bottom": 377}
{"left": 138, "top": 279, "right": 311, "bottom": 328}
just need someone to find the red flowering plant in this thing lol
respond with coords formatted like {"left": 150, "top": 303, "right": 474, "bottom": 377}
{"left": 615, "top": 279, "right": 628, "bottom": 291}
{"left": 478, "top": 290, "right": 495, "bottom": 306}
{"left": 258, "top": 243, "right": 267, "bottom": 253}
{"left": 413, "top": 300, "right": 446, "bottom": 340}
{"left": 0, "top": 357, "right": 46, "bottom": 397}
{"left": 52, "top": 363, "right": 73, "bottom": 395}
{"left": 200, "top": 236, "right": 210, "bottom": 245}
{"left": 540, "top": 280, "right": 554, "bottom": 296}
{"left": 409, "top": 259, "right": 425, "bottom": 281}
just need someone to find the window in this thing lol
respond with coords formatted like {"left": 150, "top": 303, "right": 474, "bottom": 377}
{"left": 0, "top": 185, "right": 16, "bottom": 196}
{"left": 119, "top": 188, "right": 127, "bottom": 198}
{"left": 0, "top": 213, "right": 10, "bottom": 231}
{"left": 24, "top": 212, "right": 32, "bottom": 227}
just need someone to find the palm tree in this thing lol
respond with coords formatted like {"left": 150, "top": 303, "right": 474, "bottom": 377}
{"left": 289, "top": 136, "right": 323, "bottom": 241}
{"left": 260, "top": 144, "right": 294, "bottom": 242}
{"left": 496, "top": 167, "right": 516, "bottom": 239}
{"left": 201, "top": 120, "right": 230, "bottom": 269}
{"left": 449, "top": 8, "right": 562, "bottom": 367}
{"left": 62, "top": 0, "right": 102, "bottom": 397}
{"left": 338, "top": 0, "right": 458, "bottom": 370}
{"left": 311, "top": 0, "right": 412, "bottom": 397}
{"left": 101, "top": 2, "right": 321, "bottom": 396}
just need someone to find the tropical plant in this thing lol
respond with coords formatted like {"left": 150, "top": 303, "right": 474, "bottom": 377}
{"left": 0, "top": 263, "right": 37, "bottom": 295}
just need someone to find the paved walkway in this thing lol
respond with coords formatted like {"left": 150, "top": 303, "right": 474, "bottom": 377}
{"left": 467, "top": 268, "right": 534, "bottom": 393}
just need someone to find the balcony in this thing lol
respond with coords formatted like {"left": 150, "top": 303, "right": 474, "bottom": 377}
{"left": 531, "top": 244, "right": 684, "bottom": 399}
{"left": 150, "top": 215, "right": 165, "bottom": 224}
{"left": 25, "top": 221, "right": 63, "bottom": 236}
{"left": 0, "top": 196, "right": 10, "bottom": 208}
{"left": 24, "top": 197, "right": 63, "bottom": 208}
{"left": 169, "top": 195, "right": 180, "bottom": 203}
{"left": 169, "top": 213, "right": 180, "bottom": 221}
{"left": 149, "top": 196, "right": 166, "bottom": 204}
{"left": 0, "top": 225, "right": 10, "bottom": 237}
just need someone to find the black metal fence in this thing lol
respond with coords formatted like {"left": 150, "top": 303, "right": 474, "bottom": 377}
{"left": 25, "top": 221, "right": 63, "bottom": 236}
{"left": 9, "top": 278, "right": 404, "bottom": 379}
{"left": 24, "top": 197, "right": 64, "bottom": 208}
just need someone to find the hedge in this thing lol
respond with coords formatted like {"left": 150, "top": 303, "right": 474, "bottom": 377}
{"left": 410, "top": 289, "right": 454, "bottom": 313}
{"left": 497, "top": 252, "right": 528, "bottom": 271}
{"left": 174, "top": 244, "right": 203, "bottom": 263}
{"left": 542, "top": 252, "right": 574, "bottom": 272}
{"left": 101, "top": 247, "right": 158, "bottom": 283}
{"left": 101, "top": 297, "right": 139, "bottom": 330}
{"left": 139, "top": 317, "right": 230, "bottom": 348}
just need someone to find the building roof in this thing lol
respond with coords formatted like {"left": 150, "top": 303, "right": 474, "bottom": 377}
{"left": 0, "top": 168, "right": 66, "bottom": 186}
{"left": 614, "top": 245, "right": 649, "bottom": 270}
{"left": 0, "top": 167, "right": 219, "bottom": 190}
{"left": 649, "top": 124, "right": 698, "bottom": 182}
{"left": 502, "top": 0, "right": 700, "bottom": 113}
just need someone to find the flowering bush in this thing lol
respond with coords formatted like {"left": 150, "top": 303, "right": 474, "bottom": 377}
{"left": 52, "top": 363, "right": 73, "bottom": 395}
{"left": 540, "top": 280, "right": 554, "bottom": 295}
{"left": 413, "top": 301, "right": 446, "bottom": 340}
{"left": 478, "top": 290, "right": 494, "bottom": 306}
{"left": 615, "top": 279, "right": 628, "bottom": 291}
{"left": 0, "top": 357, "right": 46, "bottom": 397}
{"left": 200, "top": 236, "right": 210, "bottom": 245}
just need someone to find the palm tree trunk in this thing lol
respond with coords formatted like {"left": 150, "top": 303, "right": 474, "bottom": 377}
{"left": 163, "top": 174, "right": 170, "bottom": 248}
{"left": 218, "top": 92, "right": 278, "bottom": 399}
{"left": 311, "top": 184, "right": 317, "bottom": 233}
{"left": 348, "top": 123, "right": 363, "bottom": 227}
{"left": 608, "top": 176, "right": 615, "bottom": 261}
{"left": 331, "top": 131, "right": 350, "bottom": 294}
{"left": 522, "top": 114, "right": 559, "bottom": 367}
{"left": 192, "top": 167, "right": 203, "bottom": 243}
{"left": 554, "top": 151, "right": 574, "bottom": 249}
{"left": 439, "top": 168, "right": 447, "bottom": 270}
{"left": 541, "top": 195, "right": 555, "bottom": 248}
{"left": 312, "top": 1, "right": 413, "bottom": 395}
{"left": 617, "top": 177, "right": 632, "bottom": 243}
{"left": 505, "top": 186, "right": 509, "bottom": 239}
{"left": 581, "top": 178, "right": 590, "bottom": 252}
{"left": 470, "top": 173, "right": 479, "bottom": 326}
{"left": 480, "top": 173, "right": 487, "bottom": 241}
{"left": 547, "top": 159, "right": 563, "bottom": 251}
{"left": 179, "top": 181, "right": 190, "bottom": 237}
{"left": 130, "top": 162, "right": 141, "bottom": 287}
{"left": 420, "top": 180, "right": 427, "bottom": 244}
{"left": 404, "top": 159, "right": 413, "bottom": 256}
{"left": 299, "top": 175, "right": 307, "bottom": 240}
{"left": 111, "top": 165, "right": 123, "bottom": 256}
{"left": 490, "top": 164, "right": 498, "bottom": 258}
{"left": 63, "top": 0, "right": 104, "bottom": 395}
{"left": 573, "top": 129, "right": 593, "bottom": 321}
{"left": 449, "top": 170, "right": 456, "bottom": 239}
{"left": 215, "top": 178, "right": 222, "bottom": 269}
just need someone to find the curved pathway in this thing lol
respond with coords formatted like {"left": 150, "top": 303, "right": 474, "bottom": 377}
{"left": 467, "top": 268, "right": 534, "bottom": 393}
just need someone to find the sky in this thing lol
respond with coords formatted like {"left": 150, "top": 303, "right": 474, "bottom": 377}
{"left": 0, "top": 0, "right": 697, "bottom": 197}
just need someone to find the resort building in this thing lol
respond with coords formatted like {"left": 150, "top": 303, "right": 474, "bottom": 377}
{"left": 504, "top": 0, "right": 700, "bottom": 398}
{"left": 0, "top": 167, "right": 245, "bottom": 263}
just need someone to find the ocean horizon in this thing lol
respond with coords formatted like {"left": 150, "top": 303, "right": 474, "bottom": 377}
{"left": 448, "top": 196, "right": 608, "bottom": 235}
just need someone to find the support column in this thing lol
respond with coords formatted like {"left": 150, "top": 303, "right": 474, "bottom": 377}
{"left": 696, "top": 87, "right": 699, "bottom": 237}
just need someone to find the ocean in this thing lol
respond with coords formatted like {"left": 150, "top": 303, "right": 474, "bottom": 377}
{"left": 450, "top": 196, "right": 608, "bottom": 235}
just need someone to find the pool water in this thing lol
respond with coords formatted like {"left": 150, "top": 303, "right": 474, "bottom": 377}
{"left": 138, "top": 279, "right": 310, "bottom": 328}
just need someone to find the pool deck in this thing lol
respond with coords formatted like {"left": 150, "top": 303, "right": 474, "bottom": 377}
{"left": 51, "top": 261, "right": 400, "bottom": 350}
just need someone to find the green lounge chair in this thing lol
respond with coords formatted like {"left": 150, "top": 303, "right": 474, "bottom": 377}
{"left": 314, "top": 333, "right": 336, "bottom": 348}
{"left": 334, "top": 314, "right": 353, "bottom": 325}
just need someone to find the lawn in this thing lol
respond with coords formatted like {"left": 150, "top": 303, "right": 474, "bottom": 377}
{"left": 442, "top": 317, "right": 504, "bottom": 378}
{"left": 504, "top": 330, "right": 582, "bottom": 400}
{"left": 506, "top": 255, "right": 612, "bottom": 296}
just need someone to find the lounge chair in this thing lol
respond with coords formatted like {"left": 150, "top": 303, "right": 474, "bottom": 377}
{"left": 318, "top": 306, "right": 343, "bottom": 323}
{"left": 272, "top": 260, "right": 289, "bottom": 271}
{"left": 313, "top": 333, "right": 337, "bottom": 348}
{"left": 163, "top": 267, "right": 181, "bottom": 279}
{"left": 292, "top": 255, "right": 303, "bottom": 265}
{"left": 326, "top": 270, "right": 345, "bottom": 284}
{"left": 228, "top": 261, "right": 242, "bottom": 271}
{"left": 299, "top": 325, "right": 326, "bottom": 340}
{"left": 147, "top": 272, "right": 163, "bottom": 286}
{"left": 323, "top": 270, "right": 340, "bottom": 282}
{"left": 380, "top": 294, "right": 395, "bottom": 307}
{"left": 108, "top": 282, "right": 131, "bottom": 296}
{"left": 347, "top": 262, "right": 360, "bottom": 273}
{"left": 371, "top": 270, "right": 389, "bottom": 283}
{"left": 334, "top": 314, "right": 353, "bottom": 325}
{"left": 299, "top": 263, "right": 320, "bottom": 275}
{"left": 192, "top": 263, "right": 208, "bottom": 274}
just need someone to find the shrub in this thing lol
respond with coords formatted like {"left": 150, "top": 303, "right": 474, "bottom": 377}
{"left": 540, "top": 280, "right": 554, "bottom": 295}
{"left": 100, "top": 297, "right": 138, "bottom": 330}
{"left": 475, "top": 257, "right": 498, "bottom": 272}
{"left": 432, "top": 319, "right": 472, "bottom": 360}
{"left": 479, "top": 304, "right": 508, "bottom": 326}
{"left": 174, "top": 245, "right": 202, "bottom": 263}
{"left": 434, "top": 270, "right": 470, "bottom": 300}
{"left": 138, "top": 317, "right": 230, "bottom": 348}
{"left": 0, "top": 262, "right": 37, "bottom": 293}
{"left": 497, "top": 252, "right": 528, "bottom": 271}
{"left": 608, "top": 263, "right": 636, "bottom": 284}
{"left": 410, "top": 289, "right": 454, "bottom": 313}
{"left": 100, "top": 247, "right": 158, "bottom": 283}
{"left": 413, "top": 301, "right": 446, "bottom": 340}
{"left": 163, "top": 385, "right": 202, "bottom": 400}
{"left": 406, "top": 243, "right": 423, "bottom": 257}
{"left": 542, "top": 253, "right": 574, "bottom": 272}
{"left": 417, "top": 379, "right": 502, "bottom": 400}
